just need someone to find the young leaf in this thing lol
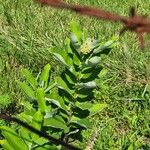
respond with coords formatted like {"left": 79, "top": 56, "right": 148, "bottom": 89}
{"left": 70, "top": 21, "right": 82, "bottom": 42}
{"left": 65, "top": 37, "right": 72, "bottom": 54}
{"left": 44, "top": 116, "right": 69, "bottom": 132}
{"left": 40, "top": 64, "right": 51, "bottom": 88}
{"left": 0, "top": 126, "right": 28, "bottom": 150}
{"left": 70, "top": 116, "right": 92, "bottom": 128}
{"left": 21, "top": 68, "right": 37, "bottom": 89}
{"left": 36, "top": 88, "right": 46, "bottom": 114}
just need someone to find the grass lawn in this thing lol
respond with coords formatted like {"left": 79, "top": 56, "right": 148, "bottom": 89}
{"left": 1, "top": 0, "right": 150, "bottom": 149}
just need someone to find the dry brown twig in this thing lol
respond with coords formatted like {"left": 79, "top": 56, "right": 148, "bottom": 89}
{"left": 35, "top": 0, "right": 150, "bottom": 49}
{"left": 0, "top": 114, "right": 81, "bottom": 150}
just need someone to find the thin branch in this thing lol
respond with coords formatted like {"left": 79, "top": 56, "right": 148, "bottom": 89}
{"left": 0, "top": 114, "right": 81, "bottom": 150}
{"left": 35, "top": 0, "right": 127, "bottom": 22}
{"left": 34, "top": 0, "right": 150, "bottom": 49}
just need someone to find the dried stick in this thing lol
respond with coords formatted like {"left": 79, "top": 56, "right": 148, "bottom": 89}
{"left": 0, "top": 114, "right": 81, "bottom": 150}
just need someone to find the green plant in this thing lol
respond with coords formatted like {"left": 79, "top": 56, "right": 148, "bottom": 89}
{"left": 0, "top": 22, "right": 117, "bottom": 149}
{"left": 47, "top": 21, "right": 117, "bottom": 143}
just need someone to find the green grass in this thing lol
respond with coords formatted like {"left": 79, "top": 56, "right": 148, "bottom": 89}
{"left": 1, "top": 0, "right": 150, "bottom": 149}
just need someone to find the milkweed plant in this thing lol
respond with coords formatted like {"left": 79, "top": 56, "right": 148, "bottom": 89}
{"left": 0, "top": 21, "right": 117, "bottom": 149}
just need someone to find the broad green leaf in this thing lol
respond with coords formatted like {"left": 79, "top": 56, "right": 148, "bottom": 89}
{"left": 50, "top": 132, "right": 62, "bottom": 140}
{"left": 40, "top": 64, "right": 51, "bottom": 88}
{"left": 36, "top": 88, "right": 46, "bottom": 114}
{"left": 85, "top": 56, "right": 101, "bottom": 67}
{"left": 46, "top": 97, "right": 67, "bottom": 111}
{"left": 60, "top": 112, "right": 69, "bottom": 120}
{"left": 76, "top": 119, "right": 92, "bottom": 128}
{"left": 18, "top": 128, "right": 31, "bottom": 146}
{"left": 55, "top": 76, "right": 73, "bottom": 94}
{"left": 73, "top": 53, "right": 81, "bottom": 66}
{"left": 67, "top": 67, "right": 78, "bottom": 78}
{"left": 65, "top": 73, "right": 75, "bottom": 85}
{"left": 93, "top": 46, "right": 103, "bottom": 54}
{"left": 76, "top": 81, "right": 97, "bottom": 89}
{"left": 53, "top": 53, "right": 69, "bottom": 67}
{"left": 51, "top": 47, "right": 73, "bottom": 67}
{"left": 93, "top": 40, "right": 115, "bottom": 54}
{"left": 44, "top": 116, "right": 69, "bottom": 132}
{"left": 81, "top": 66, "right": 102, "bottom": 81}
{"left": 45, "top": 82, "right": 57, "bottom": 93}
{"left": 61, "top": 51, "right": 73, "bottom": 67}
{"left": 70, "top": 33, "right": 80, "bottom": 50}
{"left": 30, "top": 111, "right": 43, "bottom": 140}
{"left": 46, "top": 86, "right": 68, "bottom": 110}
{"left": 0, "top": 94, "right": 11, "bottom": 107}
{"left": 0, "top": 126, "right": 28, "bottom": 150}
{"left": 76, "top": 102, "right": 93, "bottom": 110}
{"left": 65, "top": 37, "right": 72, "bottom": 54}
{"left": 46, "top": 98, "right": 61, "bottom": 108}
{"left": 34, "top": 137, "right": 49, "bottom": 146}
{"left": 21, "top": 68, "right": 37, "bottom": 89}
{"left": 89, "top": 103, "right": 107, "bottom": 116}
{"left": 70, "top": 21, "right": 82, "bottom": 42}
{"left": 70, "top": 116, "right": 92, "bottom": 128}
{"left": 103, "top": 40, "right": 116, "bottom": 48}
{"left": 34, "top": 147, "right": 49, "bottom": 150}
{"left": 32, "top": 111, "right": 43, "bottom": 130}
{"left": 0, "top": 140, "right": 15, "bottom": 150}
{"left": 17, "top": 81, "right": 35, "bottom": 99}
